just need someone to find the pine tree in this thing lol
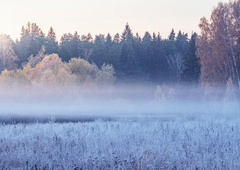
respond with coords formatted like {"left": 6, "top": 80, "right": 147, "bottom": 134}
{"left": 182, "top": 33, "right": 200, "bottom": 84}
{"left": 176, "top": 31, "right": 188, "bottom": 56}
{"left": 79, "top": 33, "right": 93, "bottom": 61}
{"left": 15, "top": 22, "right": 46, "bottom": 65}
{"left": 168, "top": 29, "right": 175, "bottom": 41}
{"left": 113, "top": 33, "right": 121, "bottom": 43}
{"left": 142, "top": 32, "right": 153, "bottom": 78}
{"left": 59, "top": 33, "right": 73, "bottom": 61}
{"left": 150, "top": 32, "right": 169, "bottom": 83}
{"left": 45, "top": 27, "right": 58, "bottom": 54}
{"left": 105, "top": 33, "right": 112, "bottom": 49}
{"left": 15, "top": 26, "right": 32, "bottom": 65}
{"left": 90, "top": 34, "right": 105, "bottom": 67}
{"left": 120, "top": 23, "right": 140, "bottom": 80}
{"left": 121, "top": 23, "right": 133, "bottom": 42}
{"left": 28, "top": 23, "right": 46, "bottom": 56}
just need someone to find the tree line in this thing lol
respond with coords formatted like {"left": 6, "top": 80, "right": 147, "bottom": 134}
{"left": 0, "top": 23, "right": 200, "bottom": 85}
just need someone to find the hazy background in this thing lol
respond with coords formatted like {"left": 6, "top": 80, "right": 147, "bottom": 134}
{"left": 0, "top": 0, "right": 228, "bottom": 40}
{"left": 0, "top": 85, "right": 238, "bottom": 123}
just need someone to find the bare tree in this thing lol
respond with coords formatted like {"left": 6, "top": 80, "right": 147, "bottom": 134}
{"left": 167, "top": 53, "right": 185, "bottom": 83}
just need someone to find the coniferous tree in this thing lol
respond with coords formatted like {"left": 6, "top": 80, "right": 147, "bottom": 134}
{"left": 151, "top": 33, "right": 169, "bottom": 83}
{"left": 15, "top": 22, "right": 46, "bottom": 65}
{"left": 119, "top": 23, "right": 141, "bottom": 80}
{"left": 113, "top": 33, "right": 121, "bottom": 43}
{"left": 59, "top": 32, "right": 80, "bottom": 61}
{"left": 182, "top": 33, "right": 200, "bottom": 84}
{"left": 59, "top": 33, "right": 73, "bottom": 61}
{"left": 132, "top": 33, "right": 145, "bottom": 79}
{"left": 105, "top": 33, "right": 112, "bottom": 49}
{"left": 176, "top": 31, "right": 188, "bottom": 57}
{"left": 90, "top": 34, "right": 106, "bottom": 67}
{"left": 79, "top": 33, "right": 93, "bottom": 61}
{"left": 168, "top": 29, "right": 176, "bottom": 41}
{"left": 72, "top": 32, "right": 81, "bottom": 58}
{"left": 142, "top": 31, "right": 153, "bottom": 78}
{"left": 28, "top": 23, "right": 46, "bottom": 57}
{"left": 164, "top": 30, "right": 177, "bottom": 82}
{"left": 104, "top": 33, "right": 115, "bottom": 65}
{"left": 15, "top": 26, "right": 32, "bottom": 65}
{"left": 121, "top": 23, "right": 133, "bottom": 42}
{"left": 110, "top": 34, "right": 122, "bottom": 77}
{"left": 45, "top": 27, "right": 58, "bottom": 55}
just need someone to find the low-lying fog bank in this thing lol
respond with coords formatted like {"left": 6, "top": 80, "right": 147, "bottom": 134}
{"left": 0, "top": 84, "right": 239, "bottom": 123}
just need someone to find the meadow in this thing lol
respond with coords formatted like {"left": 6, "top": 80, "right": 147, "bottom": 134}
{"left": 1, "top": 116, "right": 240, "bottom": 169}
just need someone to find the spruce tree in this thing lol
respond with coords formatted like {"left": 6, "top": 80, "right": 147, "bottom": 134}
{"left": 15, "top": 22, "right": 46, "bottom": 66}
{"left": 182, "top": 33, "right": 200, "bottom": 84}
{"left": 45, "top": 27, "right": 58, "bottom": 54}
{"left": 120, "top": 23, "right": 140, "bottom": 80}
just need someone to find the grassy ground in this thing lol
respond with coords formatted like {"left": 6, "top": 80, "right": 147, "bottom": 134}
{"left": 0, "top": 118, "right": 240, "bottom": 169}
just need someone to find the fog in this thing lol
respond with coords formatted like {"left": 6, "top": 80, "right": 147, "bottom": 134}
{"left": 0, "top": 84, "right": 239, "bottom": 123}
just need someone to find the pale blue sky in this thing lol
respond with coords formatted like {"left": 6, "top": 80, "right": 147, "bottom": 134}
{"left": 0, "top": 0, "right": 228, "bottom": 40}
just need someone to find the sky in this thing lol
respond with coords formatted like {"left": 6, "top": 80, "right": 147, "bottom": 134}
{"left": 0, "top": 0, "right": 229, "bottom": 41}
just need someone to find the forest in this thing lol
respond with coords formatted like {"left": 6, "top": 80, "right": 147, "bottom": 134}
{"left": 0, "top": 2, "right": 239, "bottom": 102}
{"left": 0, "top": 1, "right": 239, "bottom": 101}
{"left": 0, "top": 24, "right": 199, "bottom": 85}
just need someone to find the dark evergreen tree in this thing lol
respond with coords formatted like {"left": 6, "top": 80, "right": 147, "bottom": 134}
{"left": 15, "top": 26, "right": 32, "bottom": 65}
{"left": 165, "top": 29, "right": 176, "bottom": 56}
{"left": 28, "top": 23, "right": 46, "bottom": 57}
{"left": 109, "top": 34, "right": 122, "bottom": 76}
{"left": 90, "top": 34, "right": 106, "bottom": 67}
{"left": 132, "top": 33, "right": 144, "bottom": 79}
{"left": 113, "top": 33, "right": 121, "bottom": 43}
{"left": 104, "top": 33, "right": 117, "bottom": 66}
{"left": 72, "top": 32, "right": 81, "bottom": 58}
{"left": 59, "top": 33, "right": 73, "bottom": 61}
{"left": 45, "top": 27, "right": 58, "bottom": 54}
{"left": 78, "top": 33, "right": 93, "bottom": 61}
{"left": 141, "top": 31, "right": 153, "bottom": 78}
{"left": 182, "top": 33, "right": 200, "bottom": 84}
{"left": 168, "top": 29, "right": 175, "bottom": 41}
{"left": 59, "top": 32, "right": 80, "bottom": 61}
{"left": 119, "top": 23, "right": 140, "bottom": 80}
{"left": 105, "top": 33, "right": 112, "bottom": 49}
{"left": 175, "top": 31, "right": 188, "bottom": 56}
{"left": 121, "top": 23, "right": 133, "bottom": 42}
{"left": 150, "top": 33, "right": 170, "bottom": 83}
{"left": 15, "top": 22, "right": 46, "bottom": 66}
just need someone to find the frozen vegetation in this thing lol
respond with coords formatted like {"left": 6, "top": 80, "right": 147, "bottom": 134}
{"left": 0, "top": 83, "right": 239, "bottom": 169}
{"left": 1, "top": 118, "right": 240, "bottom": 169}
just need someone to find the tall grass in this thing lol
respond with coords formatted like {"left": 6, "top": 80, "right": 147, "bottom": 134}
{"left": 0, "top": 119, "right": 240, "bottom": 169}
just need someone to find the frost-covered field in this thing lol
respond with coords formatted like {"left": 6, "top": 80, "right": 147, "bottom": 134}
{"left": 1, "top": 118, "right": 240, "bottom": 169}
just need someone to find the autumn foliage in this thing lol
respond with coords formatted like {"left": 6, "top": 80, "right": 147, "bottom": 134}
{"left": 198, "top": 0, "right": 240, "bottom": 99}
{"left": 0, "top": 54, "right": 115, "bottom": 91}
